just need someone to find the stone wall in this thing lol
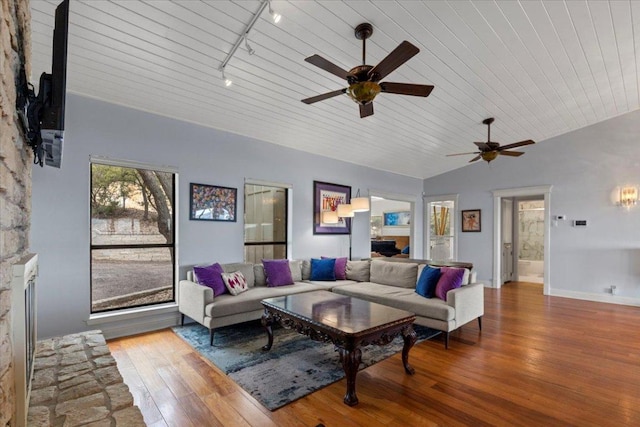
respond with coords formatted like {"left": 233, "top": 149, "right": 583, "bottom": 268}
{"left": 1, "top": 0, "right": 33, "bottom": 425}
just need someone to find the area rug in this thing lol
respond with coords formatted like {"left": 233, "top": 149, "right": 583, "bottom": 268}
{"left": 173, "top": 321, "right": 440, "bottom": 410}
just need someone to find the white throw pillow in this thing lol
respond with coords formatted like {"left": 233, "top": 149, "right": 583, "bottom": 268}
{"left": 221, "top": 271, "right": 249, "bottom": 296}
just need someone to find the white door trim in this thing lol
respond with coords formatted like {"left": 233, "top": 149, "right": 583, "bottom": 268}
{"left": 492, "top": 185, "right": 552, "bottom": 294}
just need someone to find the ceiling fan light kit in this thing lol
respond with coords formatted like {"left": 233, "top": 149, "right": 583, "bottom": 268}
{"left": 347, "top": 81, "right": 381, "bottom": 105}
{"left": 302, "top": 22, "right": 434, "bottom": 118}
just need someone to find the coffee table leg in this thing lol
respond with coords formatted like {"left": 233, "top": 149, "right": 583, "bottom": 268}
{"left": 402, "top": 325, "right": 417, "bottom": 375}
{"left": 339, "top": 347, "right": 362, "bottom": 406}
{"left": 261, "top": 310, "right": 273, "bottom": 351}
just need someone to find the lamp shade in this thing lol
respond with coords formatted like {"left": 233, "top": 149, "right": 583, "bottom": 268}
{"left": 322, "top": 210, "right": 339, "bottom": 224}
{"left": 337, "top": 204, "right": 354, "bottom": 218}
{"left": 351, "top": 197, "right": 370, "bottom": 212}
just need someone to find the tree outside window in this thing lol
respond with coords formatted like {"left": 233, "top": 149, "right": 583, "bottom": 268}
{"left": 90, "top": 163, "right": 175, "bottom": 313}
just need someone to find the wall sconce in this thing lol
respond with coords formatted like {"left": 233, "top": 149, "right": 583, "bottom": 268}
{"left": 619, "top": 186, "right": 638, "bottom": 208}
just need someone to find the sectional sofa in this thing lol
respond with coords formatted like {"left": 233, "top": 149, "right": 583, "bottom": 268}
{"left": 178, "top": 258, "right": 484, "bottom": 348}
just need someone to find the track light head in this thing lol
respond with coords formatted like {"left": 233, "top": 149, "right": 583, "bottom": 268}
{"left": 268, "top": 1, "right": 281, "bottom": 24}
{"left": 221, "top": 68, "right": 232, "bottom": 87}
{"left": 244, "top": 35, "right": 255, "bottom": 55}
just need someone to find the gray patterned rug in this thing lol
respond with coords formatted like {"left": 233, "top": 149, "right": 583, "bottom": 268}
{"left": 173, "top": 320, "right": 440, "bottom": 411}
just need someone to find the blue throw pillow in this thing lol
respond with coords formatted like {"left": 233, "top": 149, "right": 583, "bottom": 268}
{"left": 416, "top": 266, "right": 441, "bottom": 298}
{"left": 310, "top": 258, "right": 336, "bottom": 281}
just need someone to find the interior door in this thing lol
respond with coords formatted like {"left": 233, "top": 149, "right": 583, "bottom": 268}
{"left": 501, "top": 198, "right": 514, "bottom": 284}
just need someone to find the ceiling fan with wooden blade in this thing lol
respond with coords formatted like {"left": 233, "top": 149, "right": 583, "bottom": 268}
{"left": 447, "top": 118, "right": 535, "bottom": 163}
{"left": 301, "top": 23, "right": 434, "bottom": 118}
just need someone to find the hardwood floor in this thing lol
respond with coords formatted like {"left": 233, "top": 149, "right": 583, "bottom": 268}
{"left": 108, "top": 282, "right": 640, "bottom": 426}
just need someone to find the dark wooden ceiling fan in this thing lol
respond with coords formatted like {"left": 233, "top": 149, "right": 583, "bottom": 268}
{"left": 301, "top": 23, "right": 434, "bottom": 118}
{"left": 447, "top": 118, "right": 535, "bottom": 163}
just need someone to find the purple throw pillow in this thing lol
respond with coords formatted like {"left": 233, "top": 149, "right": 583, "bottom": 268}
{"left": 434, "top": 267, "right": 465, "bottom": 301}
{"left": 193, "top": 263, "right": 227, "bottom": 297}
{"left": 321, "top": 256, "right": 348, "bottom": 280}
{"left": 262, "top": 259, "right": 294, "bottom": 287}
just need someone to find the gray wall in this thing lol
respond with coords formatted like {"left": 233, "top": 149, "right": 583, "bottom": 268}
{"left": 424, "top": 109, "right": 640, "bottom": 304}
{"left": 30, "top": 94, "right": 423, "bottom": 338}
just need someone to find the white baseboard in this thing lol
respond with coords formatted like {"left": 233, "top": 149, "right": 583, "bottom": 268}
{"left": 97, "top": 310, "right": 181, "bottom": 340}
{"left": 549, "top": 289, "right": 640, "bottom": 307}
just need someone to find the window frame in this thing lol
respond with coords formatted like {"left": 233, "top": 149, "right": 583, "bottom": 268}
{"left": 243, "top": 179, "right": 292, "bottom": 262}
{"left": 424, "top": 194, "right": 458, "bottom": 261}
{"left": 89, "top": 157, "right": 178, "bottom": 314}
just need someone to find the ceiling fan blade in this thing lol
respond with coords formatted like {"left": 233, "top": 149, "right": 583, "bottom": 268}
{"left": 446, "top": 152, "right": 480, "bottom": 157}
{"left": 380, "top": 82, "right": 434, "bottom": 97}
{"left": 474, "top": 142, "right": 491, "bottom": 151}
{"left": 499, "top": 151, "right": 524, "bottom": 157}
{"left": 360, "top": 103, "right": 374, "bottom": 118}
{"left": 469, "top": 155, "right": 482, "bottom": 163}
{"left": 498, "top": 139, "right": 535, "bottom": 151}
{"left": 304, "top": 55, "right": 352, "bottom": 80}
{"left": 368, "top": 41, "right": 420, "bottom": 82}
{"left": 301, "top": 88, "right": 347, "bottom": 104}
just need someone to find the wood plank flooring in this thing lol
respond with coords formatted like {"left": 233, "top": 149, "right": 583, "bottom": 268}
{"left": 108, "top": 282, "right": 640, "bottom": 426}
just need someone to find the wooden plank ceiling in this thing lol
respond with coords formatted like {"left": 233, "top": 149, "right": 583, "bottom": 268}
{"left": 30, "top": 0, "right": 640, "bottom": 179}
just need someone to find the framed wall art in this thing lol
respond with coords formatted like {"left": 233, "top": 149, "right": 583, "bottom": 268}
{"left": 189, "top": 183, "right": 237, "bottom": 222}
{"left": 313, "top": 180, "right": 351, "bottom": 234}
{"left": 383, "top": 211, "right": 411, "bottom": 227}
{"left": 461, "top": 209, "right": 481, "bottom": 232}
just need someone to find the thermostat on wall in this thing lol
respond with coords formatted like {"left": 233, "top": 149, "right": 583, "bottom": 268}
{"left": 573, "top": 220, "right": 588, "bottom": 227}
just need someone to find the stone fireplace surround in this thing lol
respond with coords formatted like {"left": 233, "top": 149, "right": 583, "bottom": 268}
{"left": 27, "top": 330, "right": 145, "bottom": 426}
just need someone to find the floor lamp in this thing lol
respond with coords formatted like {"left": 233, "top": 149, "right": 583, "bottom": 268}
{"left": 337, "top": 204, "right": 354, "bottom": 259}
{"left": 337, "top": 191, "right": 370, "bottom": 260}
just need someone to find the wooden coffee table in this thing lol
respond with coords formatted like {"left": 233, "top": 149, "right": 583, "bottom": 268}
{"left": 261, "top": 290, "right": 417, "bottom": 406}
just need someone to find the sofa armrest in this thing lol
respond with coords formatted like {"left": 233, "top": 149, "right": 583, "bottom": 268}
{"left": 446, "top": 283, "right": 484, "bottom": 327}
{"left": 179, "top": 280, "right": 214, "bottom": 324}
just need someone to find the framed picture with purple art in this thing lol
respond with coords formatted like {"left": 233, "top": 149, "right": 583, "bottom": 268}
{"left": 313, "top": 180, "right": 351, "bottom": 235}
{"left": 189, "top": 183, "right": 237, "bottom": 222}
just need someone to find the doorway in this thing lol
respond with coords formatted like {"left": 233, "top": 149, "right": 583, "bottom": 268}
{"left": 492, "top": 185, "right": 552, "bottom": 294}
{"left": 516, "top": 199, "right": 545, "bottom": 283}
{"left": 501, "top": 198, "right": 514, "bottom": 284}
{"left": 370, "top": 197, "right": 411, "bottom": 258}
{"left": 369, "top": 188, "right": 420, "bottom": 258}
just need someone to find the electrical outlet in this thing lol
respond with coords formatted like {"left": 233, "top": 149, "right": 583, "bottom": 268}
{"left": 610, "top": 285, "right": 617, "bottom": 295}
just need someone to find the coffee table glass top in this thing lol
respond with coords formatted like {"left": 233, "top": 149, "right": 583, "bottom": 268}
{"left": 261, "top": 290, "right": 415, "bottom": 334}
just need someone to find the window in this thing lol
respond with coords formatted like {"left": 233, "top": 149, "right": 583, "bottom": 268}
{"left": 244, "top": 182, "right": 288, "bottom": 263}
{"left": 425, "top": 195, "right": 457, "bottom": 261}
{"left": 90, "top": 161, "right": 176, "bottom": 313}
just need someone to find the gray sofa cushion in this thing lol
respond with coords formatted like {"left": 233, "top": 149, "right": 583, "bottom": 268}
{"left": 301, "top": 259, "right": 311, "bottom": 280}
{"left": 332, "top": 282, "right": 454, "bottom": 321}
{"left": 221, "top": 263, "right": 255, "bottom": 287}
{"left": 289, "top": 260, "right": 303, "bottom": 282}
{"left": 346, "top": 260, "right": 370, "bottom": 282}
{"left": 205, "top": 282, "right": 327, "bottom": 318}
{"left": 253, "top": 264, "right": 266, "bottom": 287}
{"left": 370, "top": 260, "right": 418, "bottom": 288}
{"left": 304, "top": 279, "right": 357, "bottom": 290}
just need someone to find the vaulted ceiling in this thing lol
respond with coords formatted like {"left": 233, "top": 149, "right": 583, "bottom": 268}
{"left": 30, "top": 1, "right": 640, "bottom": 179}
